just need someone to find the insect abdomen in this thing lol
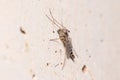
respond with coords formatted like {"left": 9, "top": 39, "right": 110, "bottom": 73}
{"left": 64, "top": 40, "right": 75, "bottom": 61}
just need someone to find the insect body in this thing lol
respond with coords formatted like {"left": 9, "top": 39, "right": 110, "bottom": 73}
{"left": 46, "top": 9, "right": 77, "bottom": 69}
{"left": 57, "top": 29, "right": 75, "bottom": 61}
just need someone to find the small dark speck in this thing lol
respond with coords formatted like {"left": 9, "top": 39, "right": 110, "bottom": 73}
{"left": 20, "top": 27, "right": 26, "bottom": 34}
{"left": 100, "top": 39, "right": 104, "bottom": 43}
{"left": 60, "top": 62, "right": 63, "bottom": 65}
{"left": 24, "top": 41, "right": 29, "bottom": 52}
{"left": 53, "top": 30, "right": 55, "bottom": 33}
{"left": 82, "top": 65, "right": 87, "bottom": 73}
{"left": 46, "top": 63, "right": 49, "bottom": 66}
{"left": 85, "top": 24, "right": 88, "bottom": 27}
{"left": 88, "top": 10, "right": 92, "bottom": 14}
{"left": 86, "top": 49, "right": 88, "bottom": 52}
{"left": 5, "top": 44, "right": 9, "bottom": 49}
{"left": 99, "top": 13, "right": 103, "bottom": 18}
{"left": 89, "top": 55, "right": 91, "bottom": 58}
{"left": 55, "top": 50, "right": 57, "bottom": 53}
{"left": 32, "top": 74, "right": 35, "bottom": 78}
{"left": 43, "top": 39, "right": 45, "bottom": 42}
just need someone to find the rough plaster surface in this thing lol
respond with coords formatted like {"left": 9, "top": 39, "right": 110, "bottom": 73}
{"left": 0, "top": 0, "right": 120, "bottom": 80}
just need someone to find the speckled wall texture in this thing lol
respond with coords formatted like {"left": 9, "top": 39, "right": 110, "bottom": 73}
{"left": 0, "top": 0, "right": 120, "bottom": 80}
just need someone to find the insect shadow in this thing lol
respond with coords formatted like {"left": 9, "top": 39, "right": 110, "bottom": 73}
{"left": 46, "top": 9, "right": 78, "bottom": 69}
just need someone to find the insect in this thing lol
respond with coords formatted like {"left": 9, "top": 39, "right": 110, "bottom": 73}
{"left": 46, "top": 9, "right": 78, "bottom": 69}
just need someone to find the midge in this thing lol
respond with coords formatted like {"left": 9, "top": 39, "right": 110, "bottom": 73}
{"left": 46, "top": 9, "right": 78, "bottom": 69}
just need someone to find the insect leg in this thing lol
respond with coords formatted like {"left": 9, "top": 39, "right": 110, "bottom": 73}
{"left": 62, "top": 53, "right": 67, "bottom": 70}
{"left": 50, "top": 38, "right": 60, "bottom": 41}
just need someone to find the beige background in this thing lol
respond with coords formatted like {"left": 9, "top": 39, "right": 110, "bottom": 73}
{"left": 0, "top": 0, "right": 120, "bottom": 80}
